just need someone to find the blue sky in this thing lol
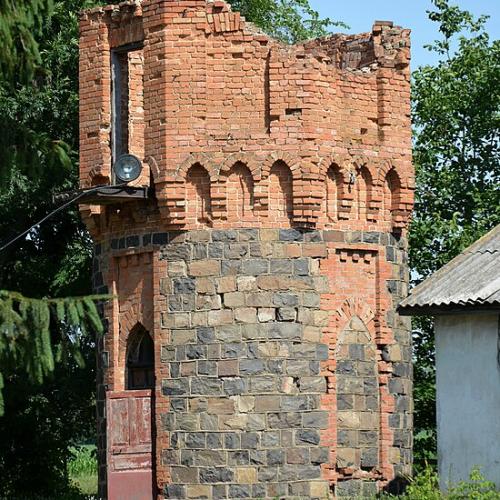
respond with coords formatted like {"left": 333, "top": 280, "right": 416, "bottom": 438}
{"left": 308, "top": 0, "right": 500, "bottom": 68}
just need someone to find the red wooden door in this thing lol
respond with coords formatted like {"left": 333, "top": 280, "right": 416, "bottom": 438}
{"left": 107, "top": 390, "right": 154, "bottom": 500}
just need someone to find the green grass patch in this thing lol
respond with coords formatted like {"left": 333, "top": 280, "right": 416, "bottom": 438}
{"left": 68, "top": 445, "right": 98, "bottom": 497}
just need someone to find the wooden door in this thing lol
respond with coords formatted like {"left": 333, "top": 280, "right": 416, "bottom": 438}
{"left": 107, "top": 390, "right": 154, "bottom": 499}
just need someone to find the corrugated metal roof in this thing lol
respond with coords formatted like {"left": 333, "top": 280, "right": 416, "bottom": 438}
{"left": 399, "top": 225, "right": 500, "bottom": 315}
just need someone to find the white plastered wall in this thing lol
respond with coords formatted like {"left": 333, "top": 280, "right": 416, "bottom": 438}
{"left": 435, "top": 313, "right": 500, "bottom": 489}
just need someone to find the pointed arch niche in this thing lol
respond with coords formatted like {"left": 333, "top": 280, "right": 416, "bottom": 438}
{"left": 225, "top": 162, "right": 255, "bottom": 222}
{"left": 383, "top": 168, "right": 402, "bottom": 224}
{"left": 185, "top": 163, "right": 212, "bottom": 226}
{"left": 353, "top": 166, "right": 373, "bottom": 220}
{"left": 325, "top": 164, "right": 343, "bottom": 222}
{"left": 126, "top": 323, "right": 154, "bottom": 390}
{"left": 268, "top": 160, "right": 293, "bottom": 222}
{"left": 336, "top": 316, "right": 379, "bottom": 473}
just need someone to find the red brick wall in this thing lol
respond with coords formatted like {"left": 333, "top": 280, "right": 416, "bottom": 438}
{"left": 81, "top": 1, "right": 413, "bottom": 498}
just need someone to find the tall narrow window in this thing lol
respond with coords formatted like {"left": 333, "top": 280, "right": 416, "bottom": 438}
{"left": 269, "top": 161, "right": 293, "bottom": 222}
{"left": 126, "top": 324, "right": 154, "bottom": 390}
{"left": 111, "top": 44, "right": 144, "bottom": 170}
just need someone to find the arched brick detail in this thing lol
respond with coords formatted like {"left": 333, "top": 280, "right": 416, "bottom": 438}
{"left": 220, "top": 153, "right": 260, "bottom": 182}
{"left": 267, "top": 160, "right": 294, "bottom": 223}
{"left": 147, "top": 156, "right": 160, "bottom": 181}
{"left": 261, "top": 153, "right": 301, "bottom": 180}
{"left": 224, "top": 162, "right": 256, "bottom": 223}
{"left": 175, "top": 153, "right": 219, "bottom": 182}
{"left": 333, "top": 297, "right": 375, "bottom": 338}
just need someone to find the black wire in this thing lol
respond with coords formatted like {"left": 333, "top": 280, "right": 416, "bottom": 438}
{"left": 0, "top": 184, "right": 125, "bottom": 253}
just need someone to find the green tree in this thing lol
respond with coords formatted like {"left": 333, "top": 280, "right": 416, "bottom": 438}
{"left": 228, "top": 0, "right": 347, "bottom": 43}
{"left": 410, "top": 0, "right": 500, "bottom": 468}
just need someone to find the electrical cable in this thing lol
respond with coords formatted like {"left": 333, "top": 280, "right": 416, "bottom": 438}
{"left": 0, "top": 184, "right": 126, "bottom": 253}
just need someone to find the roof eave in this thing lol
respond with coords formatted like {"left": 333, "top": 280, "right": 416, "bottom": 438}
{"left": 397, "top": 303, "right": 500, "bottom": 317}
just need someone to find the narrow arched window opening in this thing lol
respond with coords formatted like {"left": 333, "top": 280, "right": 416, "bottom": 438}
{"left": 126, "top": 325, "right": 154, "bottom": 390}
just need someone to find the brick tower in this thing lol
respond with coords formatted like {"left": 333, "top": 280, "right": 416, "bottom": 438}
{"left": 79, "top": 1, "right": 413, "bottom": 498}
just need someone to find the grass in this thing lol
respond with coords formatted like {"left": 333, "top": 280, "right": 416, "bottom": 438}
{"left": 67, "top": 445, "right": 98, "bottom": 497}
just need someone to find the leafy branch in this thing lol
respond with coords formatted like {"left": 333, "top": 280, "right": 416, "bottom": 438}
{"left": 0, "top": 291, "right": 109, "bottom": 416}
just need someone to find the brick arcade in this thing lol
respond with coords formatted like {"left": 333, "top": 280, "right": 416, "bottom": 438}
{"left": 79, "top": 0, "right": 413, "bottom": 498}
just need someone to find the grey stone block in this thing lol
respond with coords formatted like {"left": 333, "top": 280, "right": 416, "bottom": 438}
{"left": 224, "top": 243, "right": 249, "bottom": 259}
{"left": 198, "top": 360, "right": 217, "bottom": 376}
{"left": 277, "top": 307, "right": 297, "bottom": 322}
{"left": 212, "top": 230, "right": 238, "bottom": 242}
{"left": 162, "top": 379, "right": 189, "bottom": 396}
{"left": 239, "top": 228, "right": 258, "bottom": 241}
{"left": 191, "top": 378, "right": 222, "bottom": 396}
{"left": 185, "top": 432, "right": 206, "bottom": 449}
{"left": 273, "top": 292, "right": 299, "bottom": 307}
{"left": 279, "top": 229, "right": 303, "bottom": 241}
{"left": 302, "top": 411, "right": 329, "bottom": 429}
{"left": 199, "top": 467, "right": 234, "bottom": 483}
{"left": 222, "top": 343, "right": 245, "bottom": 358}
{"left": 257, "top": 466, "right": 278, "bottom": 482}
{"left": 186, "top": 344, "right": 207, "bottom": 360}
{"left": 249, "top": 376, "right": 277, "bottom": 393}
{"left": 267, "top": 449, "right": 285, "bottom": 465}
{"left": 241, "top": 432, "right": 259, "bottom": 449}
{"left": 228, "top": 485, "right": 251, "bottom": 498}
{"left": 267, "top": 322, "right": 301, "bottom": 340}
{"left": 295, "top": 429, "right": 320, "bottom": 445}
{"left": 216, "top": 325, "right": 241, "bottom": 342}
{"left": 221, "top": 260, "right": 242, "bottom": 276}
{"left": 192, "top": 243, "right": 208, "bottom": 259}
{"left": 206, "top": 433, "right": 223, "bottom": 449}
{"left": 168, "top": 294, "right": 195, "bottom": 312}
{"left": 197, "top": 326, "right": 215, "bottom": 344}
{"left": 213, "top": 484, "right": 227, "bottom": 499}
{"left": 208, "top": 242, "right": 224, "bottom": 259}
{"left": 224, "top": 433, "right": 240, "bottom": 450}
{"left": 241, "top": 259, "right": 269, "bottom": 275}
{"left": 223, "top": 378, "right": 246, "bottom": 396}
{"left": 299, "top": 377, "right": 326, "bottom": 393}
{"left": 270, "top": 259, "right": 294, "bottom": 274}
{"left": 293, "top": 259, "right": 310, "bottom": 276}
{"left": 170, "top": 398, "right": 187, "bottom": 413}
{"left": 240, "top": 359, "right": 265, "bottom": 375}
{"left": 261, "top": 431, "right": 280, "bottom": 448}
{"left": 268, "top": 412, "right": 301, "bottom": 429}
{"left": 164, "top": 244, "right": 190, "bottom": 261}
{"left": 249, "top": 450, "right": 267, "bottom": 465}
{"left": 281, "top": 396, "right": 308, "bottom": 411}
{"left": 310, "top": 446, "right": 329, "bottom": 465}
{"left": 164, "top": 484, "right": 186, "bottom": 498}
{"left": 228, "top": 450, "right": 249, "bottom": 465}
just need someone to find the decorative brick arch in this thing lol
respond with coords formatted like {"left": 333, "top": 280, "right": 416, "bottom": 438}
{"left": 351, "top": 154, "right": 378, "bottom": 183}
{"left": 146, "top": 156, "right": 160, "bottom": 181}
{"left": 377, "top": 159, "right": 413, "bottom": 190}
{"left": 220, "top": 153, "right": 260, "bottom": 182}
{"left": 333, "top": 297, "right": 375, "bottom": 338}
{"left": 318, "top": 155, "right": 351, "bottom": 183}
{"left": 175, "top": 153, "right": 219, "bottom": 182}
{"left": 261, "top": 152, "right": 302, "bottom": 180}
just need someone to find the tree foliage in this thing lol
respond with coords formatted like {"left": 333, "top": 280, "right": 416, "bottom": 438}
{"left": 228, "top": 0, "right": 347, "bottom": 43}
{"left": 410, "top": 0, "right": 500, "bottom": 468}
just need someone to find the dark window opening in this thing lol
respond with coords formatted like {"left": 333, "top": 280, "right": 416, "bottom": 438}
{"left": 126, "top": 325, "right": 154, "bottom": 390}
{"left": 111, "top": 43, "right": 144, "bottom": 171}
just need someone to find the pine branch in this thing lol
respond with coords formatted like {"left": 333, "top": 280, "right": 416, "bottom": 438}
{"left": 0, "top": 290, "right": 110, "bottom": 416}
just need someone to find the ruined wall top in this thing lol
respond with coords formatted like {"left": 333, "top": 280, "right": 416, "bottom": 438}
{"left": 79, "top": 0, "right": 412, "bottom": 236}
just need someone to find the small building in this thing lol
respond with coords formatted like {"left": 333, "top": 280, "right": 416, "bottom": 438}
{"left": 399, "top": 225, "right": 500, "bottom": 489}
